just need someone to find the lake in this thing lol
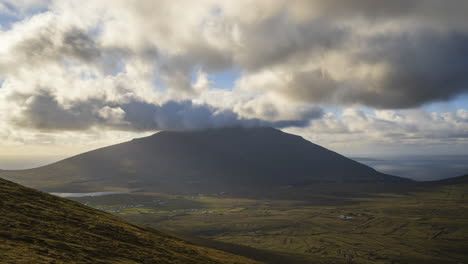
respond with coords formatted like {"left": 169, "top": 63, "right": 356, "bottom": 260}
{"left": 50, "top": 191, "right": 130, "bottom": 198}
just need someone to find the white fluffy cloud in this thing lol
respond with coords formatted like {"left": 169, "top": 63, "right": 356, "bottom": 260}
{"left": 285, "top": 108, "right": 468, "bottom": 156}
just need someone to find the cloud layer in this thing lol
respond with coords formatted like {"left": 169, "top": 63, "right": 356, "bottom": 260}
{"left": 285, "top": 108, "right": 468, "bottom": 156}
{"left": 0, "top": 0, "right": 467, "bottom": 160}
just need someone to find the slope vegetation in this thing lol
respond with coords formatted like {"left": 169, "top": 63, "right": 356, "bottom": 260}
{"left": 0, "top": 178, "right": 262, "bottom": 264}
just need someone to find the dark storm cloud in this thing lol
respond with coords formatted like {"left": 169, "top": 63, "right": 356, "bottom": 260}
{"left": 9, "top": 90, "right": 103, "bottom": 130}
{"left": 9, "top": 90, "right": 322, "bottom": 131}
{"left": 119, "top": 101, "right": 322, "bottom": 131}
{"left": 307, "top": 0, "right": 468, "bottom": 26}
{"left": 236, "top": 16, "right": 350, "bottom": 72}
{"left": 277, "top": 30, "right": 468, "bottom": 109}
{"left": 345, "top": 31, "right": 468, "bottom": 108}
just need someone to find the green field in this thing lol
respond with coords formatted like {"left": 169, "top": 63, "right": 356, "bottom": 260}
{"left": 70, "top": 183, "right": 468, "bottom": 264}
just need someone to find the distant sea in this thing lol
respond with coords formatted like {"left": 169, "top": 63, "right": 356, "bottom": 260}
{"left": 353, "top": 155, "right": 468, "bottom": 181}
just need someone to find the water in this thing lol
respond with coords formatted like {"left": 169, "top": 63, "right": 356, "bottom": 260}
{"left": 353, "top": 155, "right": 468, "bottom": 181}
{"left": 50, "top": 191, "right": 129, "bottom": 198}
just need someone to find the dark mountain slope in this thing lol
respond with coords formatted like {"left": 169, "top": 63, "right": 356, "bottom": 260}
{"left": 0, "top": 127, "right": 410, "bottom": 193}
{"left": 431, "top": 174, "right": 468, "bottom": 185}
{"left": 0, "top": 177, "right": 262, "bottom": 264}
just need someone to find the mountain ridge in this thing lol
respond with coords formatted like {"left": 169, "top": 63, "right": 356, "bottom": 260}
{"left": 432, "top": 173, "right": 468, "bottom": 184}
{"left": 0, "top": 127, "right": 411, "bottom": 193}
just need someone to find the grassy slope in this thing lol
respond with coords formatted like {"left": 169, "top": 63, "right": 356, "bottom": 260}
{"left": 0, "top": 178, "right": 262, "bottom": 264}
{"left": 72, "top": 183, "right": 468, "bottom": 264}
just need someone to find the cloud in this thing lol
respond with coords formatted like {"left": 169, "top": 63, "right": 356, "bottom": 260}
{"left": 0, "top": 15, "right": 130, "bottom": 77}
{"left": 343, "top": 31, "right": 468, "bottom": 108}
{"left": 0, "top": 0, "right": 467, "bottom": 157}
{"left": 9, "top": 90, "right": 99, "bottom": 130}
{"left": 2, "top": 0, "right": 468, "bottom": 110}
{"left": 285, "top": 108, "right": 468, "bottom": 155}
{"left": 0, "top": 0, "right": 51, "bottom": 21}
{"left": 237, "top": 29, "right": 468, "bottom": 109}
{"left": 4, "top": 88, "right": 322, "bottom": 132}
{"left": 299, "top": 0, "right": 468, "bottom": 29}
{"left": 125, "top": 100, "right": 322, "bottom": 131}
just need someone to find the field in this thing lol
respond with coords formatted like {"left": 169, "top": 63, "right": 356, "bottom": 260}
{"left": 71, "top": 183, "right": 468, "bottom": 264}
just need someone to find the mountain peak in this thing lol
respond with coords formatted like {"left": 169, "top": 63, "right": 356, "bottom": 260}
{"left": 153, "top": 126, "right": 279, "bottom": 135}
{"left": 0, "top": 128, "right": 411, "bottom": 193}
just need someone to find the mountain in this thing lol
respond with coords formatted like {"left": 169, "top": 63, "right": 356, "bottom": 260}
{"left": 0, "top": 127, "right": 410, "bottom": 193}
{"left": 0, "top": 177, "right": 262, "bottom": 264}
{"left": 432, "top": 174, "right": 468, "bottom": 185}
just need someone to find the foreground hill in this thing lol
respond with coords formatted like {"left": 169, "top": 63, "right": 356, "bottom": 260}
{"left": 0, "top": 127, "right": 410, "bottom": 192}
{"left": 0, "top": 178, "right": 262, "bottom": 264}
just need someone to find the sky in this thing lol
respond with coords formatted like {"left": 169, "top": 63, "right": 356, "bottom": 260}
{"left": 0, "top": 0, "right": 467, "bottom": 170}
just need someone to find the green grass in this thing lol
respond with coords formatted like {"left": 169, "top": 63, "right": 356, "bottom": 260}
{"left": 0, "top": 178, "right": 262, "bottom": 264}
{"left": 71, "top": 183, "right": 468, "bottom": 264}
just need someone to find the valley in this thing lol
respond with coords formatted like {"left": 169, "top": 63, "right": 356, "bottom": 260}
{"left": 69, "top": 181, "right": 468, "bottom": 264}
{"left": 2, "top": 128, "right": 466, "bottom": 264}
